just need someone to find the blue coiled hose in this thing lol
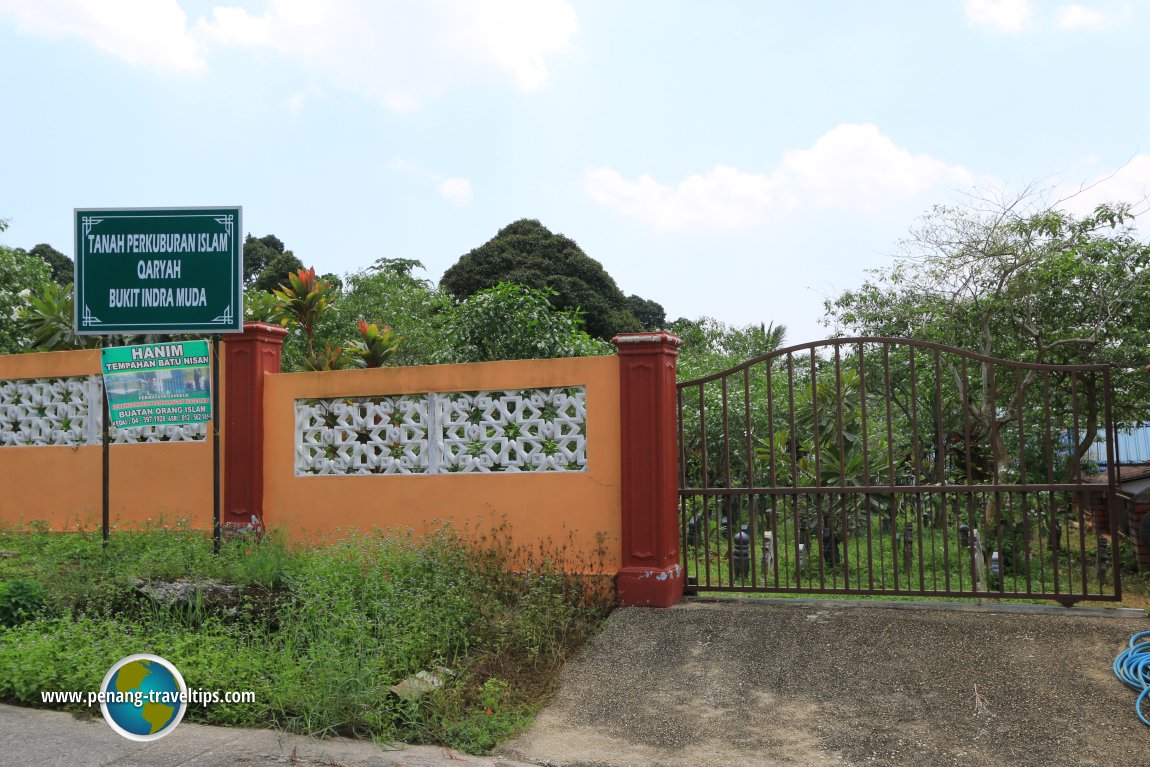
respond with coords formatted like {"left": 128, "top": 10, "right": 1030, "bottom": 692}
{"left": 1113, "top": 631, "right": 1150, "bottom": 727}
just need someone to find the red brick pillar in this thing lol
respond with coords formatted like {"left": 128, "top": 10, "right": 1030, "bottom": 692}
{"left": 612, "top": 332, "right": 684, "bottom": 607}
{"left": 222, "top": 322, "right": 287, "bottom": 528}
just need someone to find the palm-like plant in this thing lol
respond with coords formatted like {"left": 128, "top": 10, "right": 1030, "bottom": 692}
{"left": 273, "top": 267, "right": 339, "bottom": 369}
{"left": 300, "top": 343, "right": 351, "bottom": 371}
{"left": 17, "top": 282, "right": 99, "bottom": 351}
{"left": 347, "top": 319, "right": 402, "bottom": 368}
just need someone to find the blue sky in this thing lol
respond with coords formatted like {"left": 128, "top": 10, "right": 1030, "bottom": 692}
{"left": 2, "top": 0, "right": 1147, "bottom": 343}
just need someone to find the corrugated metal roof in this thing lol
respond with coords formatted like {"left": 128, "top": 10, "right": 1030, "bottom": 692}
{"left": 1085, "top": 464, "right": 1150, "bottom": 484}
{"left": 1120, "top": 476, "right": 1150, "bottom": 502}
{"left": 1085, "top": 424, "right": 1150, "bottom": 465}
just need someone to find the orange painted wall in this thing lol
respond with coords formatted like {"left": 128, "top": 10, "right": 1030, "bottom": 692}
{"left": 263, "top": 356, "right": 623, "bottom": 573}
{"left": 0, "top": 349, "right": 214, "bottom": 531}
{"left": 1, "top": 349, "right": 623, "bottom": 569}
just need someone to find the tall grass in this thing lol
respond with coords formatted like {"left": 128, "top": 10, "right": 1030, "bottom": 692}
{"left": 0, "top": 523, "right": 613, "bottom": 753}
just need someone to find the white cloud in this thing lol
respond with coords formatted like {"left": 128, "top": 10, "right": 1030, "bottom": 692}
{"left": 0, "top": 0, "right": 576, "bottom": 108}
{"left": 585, "top": 124, "right": 978, "bottom": 232}
{"left": 963, "top": 0, "right": 1131, "bottom": 34}
{"left": 391, "top": 158, "right": 473, "bottom": 207}
{"left": 198, "top": 0, "right": 578, "bottom": 111}
{"left": 777, "top": 123, "right": 977, "bottom": 208}
{"left": 438, "top": 178, "right": 473, "bottom": 206}
{"left": 199, "top": 4, "right": 273, "bottom": 47}
{"left": 286, "top": 85, "right": 322, "bottom": 116}
{"left": 388, "top": 157, "right": 439, "bottom": 181}
{"left": 963, "top": 0, "right": 1034, "bottom": 34}
{"left": 585, "top": 166, "right": 781, "bottom": 232}
{"left": 0, "top": 0, "right": 204, "bottom": 71}
{"left": 439, "top": 0, "right": 578, "bottom": 91}
{"left": 1055, "top": 2, "right": 1131, "bottom": 30}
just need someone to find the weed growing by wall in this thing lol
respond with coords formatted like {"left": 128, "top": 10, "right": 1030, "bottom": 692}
{"left": 0, "top": 523, "right": 613, "bottom": 754}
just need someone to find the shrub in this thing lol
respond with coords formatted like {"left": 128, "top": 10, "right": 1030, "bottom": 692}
{"left": 438, "top": 282, "right": 613, "bottom": 363}
{"left": 0, "top": 523, "right": 613, "bottom": 754}
{"left": 0, "top": 579, "right": 46, "bottom": 627}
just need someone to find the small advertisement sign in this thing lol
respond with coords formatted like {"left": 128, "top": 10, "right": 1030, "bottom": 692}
{"left": 100, "top": 342, "right": 213, "bottom": 429}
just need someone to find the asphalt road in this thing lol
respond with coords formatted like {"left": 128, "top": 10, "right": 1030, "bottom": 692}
{"left": 499, "top": 599, "right": 1150, "bottom": 767}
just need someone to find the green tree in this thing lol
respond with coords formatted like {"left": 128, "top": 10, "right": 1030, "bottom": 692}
{"left": 441, "top": 219, "right": 660, "bottom": 340}
{"left": 625, "top": 294, "right": 666, "bottom": 330}
{"left": 671, "top": 317, "right": 788, "bottom": 380}
{"left": 0, "top": 220, "right": 53, "bottom": 354}
{"left": 278, "top": 262, "right": 612, "bottom": 368}
{"left": 437, "top": 282, "right": 613, "bottom": 363}
{"left": 271, "top": 266, "right": 350, "bottom": 371}
{"left": 373, "top": 257, "right": 425, "bottom": 277}
{"left": 16, "top": 282, "right": 99, "bottom": 351}
{"left": 244, "top": 233, "right": 305, "bottom": 292}
{"left": 28, "top": 243, "right": 72, "bottom": 286}
{"left": 243, "top": 233, "right": 284, "bottom": 283}
{"left": 284, "top": 258, "right": 453, "bottom": 370}
{"left": 252, "top": 250, "right": 305, "bottom": 293}
{"left": 673, "top": 317, "right": 788, "bottom": 491}
{"left": 824, "top": 190, "right": 1150, "bottom": 479}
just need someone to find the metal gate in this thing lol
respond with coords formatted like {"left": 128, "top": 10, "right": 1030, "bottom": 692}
{"left": 677, "top": 338, "right": 1121, "bottom": 604}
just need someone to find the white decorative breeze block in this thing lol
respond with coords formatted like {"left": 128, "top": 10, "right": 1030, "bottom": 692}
{"left": 296, "top": 395, "right": 431, "bottom": 475}
{"left": 438, "top": 389, "right": 587, "bottom": 473}
{"left": 0, "top": 376, "right": 98, "bottom": 446}
{"left": 294, "top": 387, "right": 587, "bottom": 476}
{"left": 0, "top": 375, "right": 206, "bottom": 446}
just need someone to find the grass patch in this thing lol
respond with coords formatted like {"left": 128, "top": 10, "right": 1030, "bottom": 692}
{"left": 0, "top": 523, "right": 613, "bottom": 754}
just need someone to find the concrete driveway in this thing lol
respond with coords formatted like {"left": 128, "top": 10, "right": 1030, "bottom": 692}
{"left": 499, "top": 599, "right": 1149, "bottom": 767}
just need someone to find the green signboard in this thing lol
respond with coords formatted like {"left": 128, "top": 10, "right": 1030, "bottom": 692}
{"left": 75, "top": 207, "right": 242, "bottom": 335}
{"left": 100, "top": 341, "right": 213, "bottom": 429}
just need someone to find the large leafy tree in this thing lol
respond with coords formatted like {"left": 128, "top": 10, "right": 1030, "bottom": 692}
{"left": 285, "top": 258, "right": 454, "bottom": 369}
{"left": 671, "top": 316, "right": 787, "bottom": 380}
{"left": 28, "top": 243, "right": 72, "bottom": 286}
{"left": 441, "top": 219, "right": 661, "bottom": 339}
{"left": 824, "top": 190, "right": 1150, "bottom": 479}
{"left": 438, "top": 282, "right": 612, "bottom": 363}
{"left": 0, "top": 220, "right": 53, "bottom": 354}
{"left": 255, "top": 256, "right": 615, "bottom": 370}
{"left": 624, "top": 294, "right": 666, "bottom": 330}
{"left": 243, "top": 233, "right": 285, "bottom": 283}
{"left": 244, "top": 233, "right": 305, "bottom": 292}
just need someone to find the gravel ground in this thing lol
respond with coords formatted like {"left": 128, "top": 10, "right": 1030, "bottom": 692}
{"left": 499, "top": 600, "right": 1149, "bottom": 767}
